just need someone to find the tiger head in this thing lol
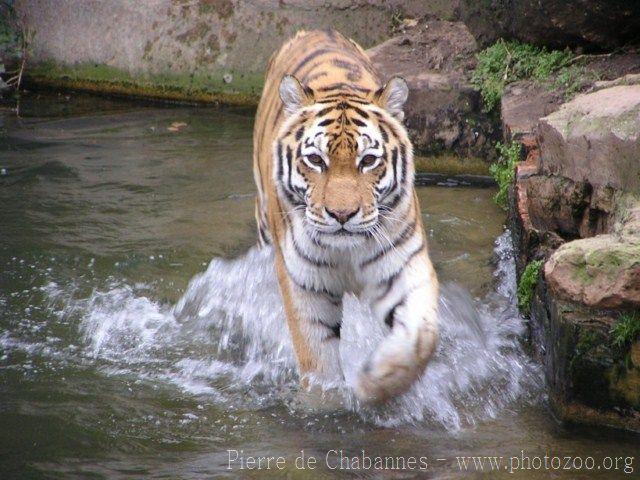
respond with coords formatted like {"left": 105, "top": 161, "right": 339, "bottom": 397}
{"left": 274, "top": 75, "right": 414, "bottom": 246}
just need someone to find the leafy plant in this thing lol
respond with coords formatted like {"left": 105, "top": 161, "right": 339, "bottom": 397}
{"left": 552, "top": 64, "right": 603, "bottom": 98}
{"left": 610, "top": 313, "right": 640, "bottom": 350}
{"left": 517, "top": 260, "right": 543, "bottom": 314}
{"left": 489, "top": 140, "right": 521, "bottom": 209}
{"left": 471, "top": 40, "right": 573, "bottom": 112}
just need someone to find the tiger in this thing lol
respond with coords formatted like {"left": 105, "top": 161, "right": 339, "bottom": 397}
{"left": 252, "top": 29, "right": 439, "bottom": 403}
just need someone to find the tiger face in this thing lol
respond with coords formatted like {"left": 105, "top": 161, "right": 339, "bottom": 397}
{"left": 273, "top": 75, "right": 413, "bottom": 246}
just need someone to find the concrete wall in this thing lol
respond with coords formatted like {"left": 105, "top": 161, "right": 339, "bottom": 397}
{"left": 15, "top": 0, "right": 453, "bottom": 103}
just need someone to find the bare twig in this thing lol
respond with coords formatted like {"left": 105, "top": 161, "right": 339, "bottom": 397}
{"left": 566, "top": 52, "right": 615, "bottom": 66}
{"left": 502, "top": 43, "right": 512, "bottom": 81}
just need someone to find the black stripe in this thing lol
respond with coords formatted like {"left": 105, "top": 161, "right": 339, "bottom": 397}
{"left": 317, "top": 83, "right": 371, "bottom": 93}
{"left": 384, "top": 187, "right": 405, "bottom": 211}
{"left": 280, "top": 145, "right": 304, "bottom": 207}
{"left": 286, "top": 145, "right": 294, "bottom": 193}
{"left": 292, "top": 236, "right": 333, "bottom": 267}
{"left": 318, "top": 118, "right": 333, "bottom": 127}
{"left": 380, "top": 240, "right": 425, "bottom": 286}
{"left": 317, "top": 106, "right": 334, "bottom": 116}
{"left": 399, "top": 143, "right": 408, "bottom": 186}
{"left": 276, "top": 141, "right": 284, "bottom": 181}
{"left": 360, "top": 219, "right": 417, "bottom": 267}
{"left": 316, "top": 94, "right": 370, "bottom": 104}
{"left": 330, "top": 323, "right": 341, "bottom": 339}
{"left": 374, "top": 166, "right": 387, "bottom": 197}
{"left": 315, "top": 318, "right": 341, "bottom": 339}
{"left": 377, "top": 118, "right": 398, "bottom": 139}
{"left": 352, "top": 118, "right": 366, "bottom": 127}
{"left": 379, "top": 125, "right": 389, "bottom": 142}
{"left": 284, "top": 263, "right": 341, "bottom": 301}
{"left": 384, "top": 298, "right": 405, "bottom": 328}
{"left": 292, "top": 48, "right": 331, "bottom": 74}
{"left": 391, "top": 147, "right": 399, "bottom": 193}
{"left": 352, "top": 106, "right": 369, "bottom": 119}
{"left": 375, "top": 269, "right": 401, "bottom": 303}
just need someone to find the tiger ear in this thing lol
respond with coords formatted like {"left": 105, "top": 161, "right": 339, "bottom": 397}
{"left": 375, "top": 77, "right": 409, "bottom": 121}
{"left": 279, "top": 75, "right": 314, "bottom": 115}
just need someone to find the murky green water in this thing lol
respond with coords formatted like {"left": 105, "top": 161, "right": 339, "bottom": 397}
{"left": 0, "top": 94, "right": 637, "bottom": 479}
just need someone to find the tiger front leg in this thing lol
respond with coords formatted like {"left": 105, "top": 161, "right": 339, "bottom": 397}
{"left": 357, "top": 253, "right": 439, "bottom": 403}
{"left": 274, "top": 255, "right": 344, "bottom": 385}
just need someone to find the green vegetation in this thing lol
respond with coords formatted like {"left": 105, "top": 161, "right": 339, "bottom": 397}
{"left": 471, "top": 39, "right": 573, "bottom": 112}
{"left": 489, "top": 141, "right": 521, "bottom": 209}
{"left": 517, "top": 260, "right": 543, "bottom": 314}
{"left": 390, "top": 10, "right": 404, "bottom": 32}
{"left": 611, "top": 312, "right": 640, "bottom": 350}
{"left": 552, "top": 64, "right": 603, "bottom": 98}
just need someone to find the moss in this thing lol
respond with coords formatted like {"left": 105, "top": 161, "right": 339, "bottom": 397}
{"left": 575, "top": 328, "right": 603, "bottom": 356}
{"left": 517, "top": 259, "right": 543, "bottom": 314}
{"left": 489, "top": 140, "right": 521, "bottom": 209}
{"left": 570, "top": 327, "right": 614, "bottom": 409}
{"left": 25, "top": 61, "right": 262, "bottom": 106}
{"left": 414, "top": 154, "right": 490, "bottom": 176}
{"left": 572, "top": 257, "right": 591, "bottom": 284}
{"left": 471, "top": 40, "right": 573, "bottom": 112}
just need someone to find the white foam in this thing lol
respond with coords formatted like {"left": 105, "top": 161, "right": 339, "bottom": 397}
{"left": 36, "top": 231, "right": 542, "bottom": 430}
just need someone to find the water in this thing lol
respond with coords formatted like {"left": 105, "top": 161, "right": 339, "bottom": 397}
{"left": 1, "top": 94, "right": 637, "bottom": 479}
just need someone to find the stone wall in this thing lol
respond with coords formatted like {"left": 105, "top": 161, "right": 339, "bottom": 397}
{"left": 15, "top": 0, "right": 443, "bottom": 104}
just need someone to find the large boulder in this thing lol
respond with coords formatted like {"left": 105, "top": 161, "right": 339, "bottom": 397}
{"left": 545, "top": 233, "right": 640, "bottom": 309}
{"left": 538, "top": 85, "right": 640, "bottom": 192}
{"left": 367, "top": 20, "right": 499, "bottom": 158}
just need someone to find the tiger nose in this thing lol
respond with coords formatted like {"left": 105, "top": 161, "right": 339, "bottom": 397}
{"left": 326, "top": 207, "right": 358, "bottom": 224}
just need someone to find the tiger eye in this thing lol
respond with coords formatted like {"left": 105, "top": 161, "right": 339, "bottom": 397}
{"left": 306, "top": 154, "right": 325, "bottom": 168}
{"left": 360, "top": 155, "right": 378, "bottom": 169}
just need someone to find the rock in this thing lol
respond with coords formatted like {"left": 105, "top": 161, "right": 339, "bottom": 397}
{"left": 591, "top": 73, "right": 640, "bottom": 91}
{"left": 538, "top": 85, "right": 640, "bottom": 192}
{"left": 501, "top": 82, "right": 564, "bottom": 141}
{"left": 545, "top": 235, "right": 640, "bottom": 309}
{"left": 529, "top": 278, "right": 640, "bottom": 430}
{"left": 507, "top": 75, "right": 640, "bottom": 431}
{"left": 458, "top": 0, "right": 640, "bottom": 50}
{"left": 367, "top": 20, "right": 499, "bottom": 158}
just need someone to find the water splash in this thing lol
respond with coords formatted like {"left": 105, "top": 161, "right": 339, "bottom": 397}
{"left": 41, "top": 231, "right": 542, "bottom": 430}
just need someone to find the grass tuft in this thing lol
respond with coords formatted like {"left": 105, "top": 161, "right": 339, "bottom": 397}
{"left": 517, "top": 260, "right": 543, "bottom": 314}
{"left": 489, "top": 141, "right": 521, "bottom": 209}
{"left": 471, "top": 40, "right": 573, "bottom": 112}
{"left": 611, "top": 313, "right": 640, "bottom": 350}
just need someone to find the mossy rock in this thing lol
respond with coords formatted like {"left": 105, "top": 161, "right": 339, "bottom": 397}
{"left": 545, "top": 235, "right": 640, "bottom": 309}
